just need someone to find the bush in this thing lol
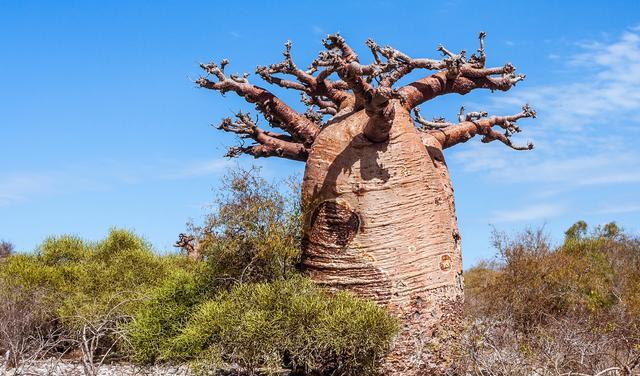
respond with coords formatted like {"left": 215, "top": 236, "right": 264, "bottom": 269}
{"left": 127, "top": 167, "right": 398, "bottom": 375}
{"left": 191, "top": 167, "right": 302, "bottom": 286}
{"left": 127, "top": 269, "right": 209, "bottom": 364}
{"left": 0, "top": 240, "right": 13, "bottom": 258}
{"left": 131, "top": 275, "right": 397, "bottom": 375}
{"left": 0, "top": 230, "right": 177, "bottom": 369}
{"left": 1, "top": 167, "right": 399, "bottom": 375}
{"left": 461, "top": 221, "right": 640, "bottom": 375}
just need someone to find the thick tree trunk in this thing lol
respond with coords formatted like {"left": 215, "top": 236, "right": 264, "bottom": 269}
{"left": 198, "top": 31, "right": 534, "bottom": 374}
{"left": 301, "top": 101, "right": 464, "bottom": 375}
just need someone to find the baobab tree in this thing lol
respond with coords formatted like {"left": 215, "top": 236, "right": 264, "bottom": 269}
{"left": 197, "top": 32, "right": 535, "bottom": 374}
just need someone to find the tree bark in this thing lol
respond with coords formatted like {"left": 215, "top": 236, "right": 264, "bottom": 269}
{"left": 198, "top": 32, "right": 535, "bottom": 374}
{"left": 301, "top": 100, "right": 463, "bottom": 374}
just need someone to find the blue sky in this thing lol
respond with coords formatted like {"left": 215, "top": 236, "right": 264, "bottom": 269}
{"left": 1, "top": 0, "right": 639, "bottom": 267}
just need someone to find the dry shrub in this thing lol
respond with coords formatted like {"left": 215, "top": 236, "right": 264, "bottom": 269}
{"left": 0, "top": 280, "right": 65, "bottom": 373}
{"left": 0, "top": 240, "right": 13, "bottom": 259}
{"left": 460, "top": 222, "right": 640, "bottom": 375}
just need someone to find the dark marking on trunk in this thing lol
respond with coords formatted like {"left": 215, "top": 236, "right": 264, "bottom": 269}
{"left": 439, "top": 254, "right": 452, "bottom": 271}
{"left": 308, "top": 201, "right": 359, "bottom": 247}
{"left": 426, "top": 145, "right": 445, "bottom": 163}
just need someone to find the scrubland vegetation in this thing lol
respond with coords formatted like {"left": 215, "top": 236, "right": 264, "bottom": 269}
{"left": 459, "top": 222, "right": 640, "bottom": 375}
{"left": 0, "top": 169, "right": 397, "bottom": 376}
{"left": 1, "top": 168, "right": 638, "bottom": 375}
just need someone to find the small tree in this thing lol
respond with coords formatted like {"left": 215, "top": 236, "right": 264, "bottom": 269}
{"left": 0, "top": 241, "right": 13, "bottom": 259}
{"left": 197, "top": 33, "right": 535, "bottom": 374}
{"left": 189, "top": 167, "right": 302, "bottom": 285}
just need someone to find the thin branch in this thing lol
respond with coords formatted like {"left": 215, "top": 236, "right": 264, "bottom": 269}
{"left": 217, "top": 111, "right": 309, "bottom": 161}
{"left": 427, "top": 104, "right": 536, "bottom": 150}
{"left": 413, "top": 107, "right": 454, "bottom": 129}
{"left": 197, "top": 59, "right": 319, "bottom": 147}
{"left": 397, "top": 33, "right": 527, "bottom": 109}
{"left": 255, "top": 40, "right": 352, "bottom": 109}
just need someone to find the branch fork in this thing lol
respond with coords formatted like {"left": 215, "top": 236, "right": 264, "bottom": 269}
{"left": 199, "top": 31, "right": 535, "bottom": 159}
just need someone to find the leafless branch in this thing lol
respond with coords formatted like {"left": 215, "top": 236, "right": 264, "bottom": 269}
{"left": 216, "top": 112, "right": 309, "bottom": 161}
{"left": 197, "top": 59, "right": 319, "bottom": 147}
{"left": 426, "top": 104, "right": 536, "bottom": 150}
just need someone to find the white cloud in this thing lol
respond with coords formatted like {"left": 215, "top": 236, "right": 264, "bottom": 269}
{"left": 167, "top": 158, "right": 232, "bottom": 179}
{"left": 450, "top": 27, "right": 640, "bottom": 198}
{"left": 596, "top": 204, "right": 640, "bottom": 215}
{"left": 491, "top": 203, "right": 564, "bottom": 223}
{"left": 0, "top": 173, "right": 57, "bottom": 207}
{"left": 492, "top": 29, "right": 640, "bottom": 131}
{"left": 0, "top": 158, "right": 231, "bottom": 208}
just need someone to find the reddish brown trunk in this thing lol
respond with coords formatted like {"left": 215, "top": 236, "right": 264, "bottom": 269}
{"left": 198, "top": 32, "right": 535, "bottom": 374}
{"left": 301, "top": 101, "right": 463, "bottom": 374}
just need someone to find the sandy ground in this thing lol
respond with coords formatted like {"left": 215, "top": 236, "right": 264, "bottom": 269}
{"left": 2, "top": 360, "right": 193, "bottom": 375}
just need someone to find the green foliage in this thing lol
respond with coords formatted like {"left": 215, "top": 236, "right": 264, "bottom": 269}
{"left": 564, "top": 220, "right": 588, "bottom": 240}
{"left": 126, "top": 168, "right": 397, "bottom": 374}
{"left": 128, "top": 269, "right": 209, "bottom": 364}
{"left": 1, "top": 167, "right": 398, "bottom": 374}
{"left": 193, "top": 167, "right": 302, "bottom": 286}
{"left": 0, "top": 229, "right": 175, "bottom": 357}
{"left": 134, "top": 275, "right": 397, "bottom": 375}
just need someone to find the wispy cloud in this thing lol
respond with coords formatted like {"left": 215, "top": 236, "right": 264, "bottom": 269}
{"left": 596, "top": 204, "right": 640, "bottom": 215}
{"left": 0, "top": 158, "right": 230, "bottom": 208}
{"left": 451, "top": 27, "right": 640, "bottom": 198}
{"left": 0, "top": 173, "right": 58, "bottom": 207}
{"left": 163, "top": 158, "right": 232, "bottom": 179}
{"left": 492, "top": 29, "right": 640, "bottom": 131}
{"left": 491, "top": 203, "right": 565, "bottom": 223}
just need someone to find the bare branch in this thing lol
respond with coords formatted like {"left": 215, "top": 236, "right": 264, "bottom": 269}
{"left": 399, "top": 67, "right": 526, "bottom": 109}
{"left": 300, "top": 93, "right": 338, "bottom": 115}
{"left": 397, "top": 33, "right": 527, "bottom": 109}
{"left": 365, "top": 38, "right": 447, "bottom": 87}
{"left": 427, "top": 104, "right": 536, "bottom": 150}
{"left": 458, "top": 106, "right": 488, "bottom": 122}
{"left": 322, "top": 33, "right": 359, "bottom": 63}
{"left": 413, "top": 107, "right": 454, "bottom": 129}
{"left": 311, "top": 34, "right": 406, "bottom": 141}
{"left": 312, "top": 34, "right": 389, "bottom": 102}
{"left": 197, "top": 59, "right": 319, "bottom": 147}
{"left": 468, "top": 31, "right": 487, "bottom": 68}
{"left": 200, "top": 33, "right": 533, "bottom": 148}
{"left": 254, "top": 40, "right": 353, "bottom": 110}
{"left": 174, "top": 233, "right": 202, "bottom": 261}
{"left": 216, "top": 112, "right": 309, "bottom": 161}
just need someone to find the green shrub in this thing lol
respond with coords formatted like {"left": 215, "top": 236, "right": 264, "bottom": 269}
{"left": 133, "top": 275, "right": 397, "bottom": 375}
{"left": 38, "top": 234, "right": 89, "bottom": 266}
{"left": 192, "top": 167, "right": 302, "bottom": 286}
{"left": 1, "top": 167, "right": 399, "bottom": 374}
{"left": 0, "top": 229, "right": 177, "bottom": 361}
{"left": 128, "top": 269, "right": 209, "bottom": 363}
